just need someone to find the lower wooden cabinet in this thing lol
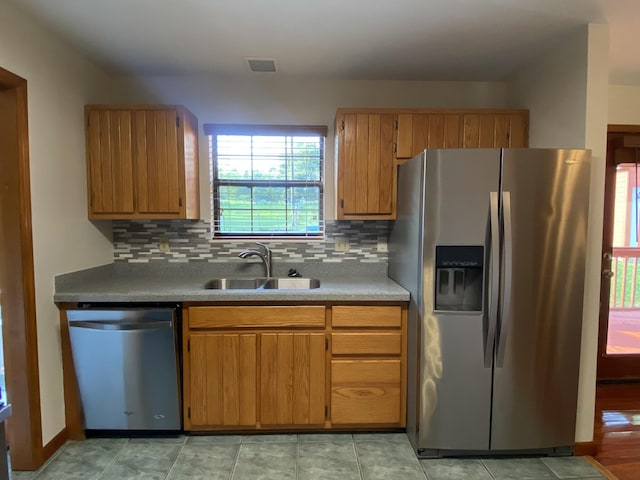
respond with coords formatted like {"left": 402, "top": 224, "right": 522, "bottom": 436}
{"left": 330, "top": 305, "right": 406, "bottom": 427}
{"left": 331, "top": 359, "right": 402, "bottom": 424}
{"left": 183, "top": 303, "right": 406, "bottom": 431}
{"left": 188, "top": 333, "right": 257, "bottom": 427}
{"left": 260, "top": 333, "right": 325, "bottom": 425}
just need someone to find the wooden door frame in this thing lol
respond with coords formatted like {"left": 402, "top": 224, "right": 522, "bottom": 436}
{"left": 0, "top": 67, "right": 44, "bottom": 469}
{"left": 597, "top": 124, "right": 640, "bottom": 380}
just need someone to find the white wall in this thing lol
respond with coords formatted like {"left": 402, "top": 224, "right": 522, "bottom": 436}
{"left": 112, "top": 75, "right": 507, "bottom": 220}
{"left": 609, "top": 85, "right": 640, "bottom": 124}
{"left": 579, "top": 24, "right": 610, "bottom": 443}
{"left": 506, "top": 24, "right": 610, "bottom": 443}
{"left": 506, "top": 28, "right": 588, "bottom": 148}
{"left": 0, "top": 2, "right": 116, "bottom": 444}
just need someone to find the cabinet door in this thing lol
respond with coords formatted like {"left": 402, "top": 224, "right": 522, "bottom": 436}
{"left": 188, "top": 333, "right": 257, "bottom": 427}
{"left": 495, "top": 113, "right": 528, "bottom": 147}
{"left": 260, "top": 332, "right": 326, "bottom": 426}
{"left": 338, "top": 113, "right": 396, "bottom": 218}
{"left": 86, "top": 109, "right": 135, "bottom": 215}
{"left": 331, "top": 359, "right": 401, "bottom": 425}
{"left": 134, "top": 109, "right": 183, "bottom": 215}
{"left": 463, "top": 113, "right": 528, "bottom": 148}
{"left": 463, "top": 113, "right": 495, "bottom": 147}
{"left": 396, "top": 113, "right": 461, "bottom": 159}
{"left": 86, "top": 105, "right": 199, "bottom": 219}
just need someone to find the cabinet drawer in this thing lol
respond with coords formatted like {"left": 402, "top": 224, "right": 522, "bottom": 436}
{"left": 189, "top": 306, "right": 326, "bottom": 329}
{"left": 332, "top": 306, "right": 401, "bottom": 328}
{"left": 331, "top": 359, "right": 401, "bottom": 424}
{"left": 332, "top": 333, "right": 401, "bottom": 355}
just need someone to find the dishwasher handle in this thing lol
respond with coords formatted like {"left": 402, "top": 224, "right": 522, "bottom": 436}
{"left": 69, "top": 320, "right": 173, "bottom": 331}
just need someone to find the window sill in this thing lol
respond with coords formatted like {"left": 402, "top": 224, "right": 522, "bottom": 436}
{"left": 209, "top": 236, "right": 325, "bottom": 243}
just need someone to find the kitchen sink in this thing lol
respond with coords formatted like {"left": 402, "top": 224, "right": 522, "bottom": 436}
{"left": 203, "top": 278, "right": 268, "bottom": 289}
{"left": 203, "top": 277, "right": 320, "bottom": 290}
{"left": 262, "top": 277, "right": 320, "bottom": 289}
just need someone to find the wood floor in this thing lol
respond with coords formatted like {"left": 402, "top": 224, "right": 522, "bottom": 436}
{"left": 594, "top": 382, "right": 640, "bottom": 480}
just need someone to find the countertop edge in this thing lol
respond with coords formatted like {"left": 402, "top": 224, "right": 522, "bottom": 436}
{"left": 54, "top": 263, "right": 410, "bottom": 304}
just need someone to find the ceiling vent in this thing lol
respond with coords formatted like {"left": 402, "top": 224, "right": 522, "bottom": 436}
{"left": 246, "top": 57, "right": 277, "bottom": 73}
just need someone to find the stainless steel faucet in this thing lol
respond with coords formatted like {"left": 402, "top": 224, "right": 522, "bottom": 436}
{"left": 238, "top": 242, "right": 272, "bottom": 278}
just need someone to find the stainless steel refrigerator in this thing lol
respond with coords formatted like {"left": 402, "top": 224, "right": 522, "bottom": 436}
{"left": 388, "top": 148, "right": 591, "bottom": 457}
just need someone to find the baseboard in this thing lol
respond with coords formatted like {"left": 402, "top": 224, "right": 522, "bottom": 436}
{"left": 574, "top": 441, "right": 597, "bottom": 456}
{"left": 42, "top": 428, "right": 67, "bottom": 462}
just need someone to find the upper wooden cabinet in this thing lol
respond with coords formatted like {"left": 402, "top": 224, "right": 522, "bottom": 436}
{"left": 396, "top": 112, "right": 462, "bottom": 158}
{"left": 336, "top": 108, "right": 529, "bottom": 220}
{"left": 85, "top": 105, "right": 200, "bottom": 220}
{"left": 260, "top": 332, "right": 326, "bottom": 426}
{"left": 336, "top": 110, "right": 397, "bottom": 220}
{"left": 396, "top": 110, "right": 529, "bottom": 160}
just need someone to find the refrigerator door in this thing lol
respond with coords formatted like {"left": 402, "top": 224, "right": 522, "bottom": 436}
{"left": 491, "top": 149, "right": 591, "bottom": 451}
{"left": 417, "top": 149, "right": 500, "bottom": 453}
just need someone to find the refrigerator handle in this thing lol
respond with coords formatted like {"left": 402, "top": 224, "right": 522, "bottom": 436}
{"left": 496, "top": 191, "right": 513, "bottom": 367}
{"left": 485, "top": 191, "right": 500, "bottom": 368}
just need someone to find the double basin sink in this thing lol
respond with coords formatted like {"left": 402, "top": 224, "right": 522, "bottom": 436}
{"left": 204, "top": 277, "right": 320, "bottom": 290}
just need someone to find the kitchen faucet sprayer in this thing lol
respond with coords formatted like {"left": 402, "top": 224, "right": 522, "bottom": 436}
{"left": 238, "top": 242, "right": 272, "bottom": 278}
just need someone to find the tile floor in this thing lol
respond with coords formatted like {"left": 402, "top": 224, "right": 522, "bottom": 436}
{"left": 9, "top": 433, "right": 607, "bottom": 480}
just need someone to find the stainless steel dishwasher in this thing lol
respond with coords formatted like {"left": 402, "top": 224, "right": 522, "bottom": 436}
{"left": 67, "top": 306, "right": 181, "bottom": 431}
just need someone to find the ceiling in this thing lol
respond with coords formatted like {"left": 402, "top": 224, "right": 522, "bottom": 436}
{"left": 8, "top": 0, "right": 640, "bottom": 84}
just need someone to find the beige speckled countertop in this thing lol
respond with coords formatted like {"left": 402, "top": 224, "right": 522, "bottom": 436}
{"left": 54, "top": 263, "right": 409, "bottom": 304}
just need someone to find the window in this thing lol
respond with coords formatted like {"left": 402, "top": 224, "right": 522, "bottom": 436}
{"left": 205, "top": 124, "right": 327, "bottom": 237}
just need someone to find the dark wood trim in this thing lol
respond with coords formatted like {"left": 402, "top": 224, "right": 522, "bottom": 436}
{"left": 609, "top": 124, "right": 640, "bottom": 134}
{"left": 59, "top": 310, "right": 85, "bottom": 440}
{"left": 42, "top": 428, "right": 67, "bottom": 460}
{"left": 597, "top": 129, "right": 620, "bottom": 380}
{"left": 182, "top": 309, "right": 191, "bottom": 430}
{"left": 0, "top": 66, "right": 44, "bottom": 470}
{"left": 574, "top": 441, "right": 597, "bottom": 456}
{"left": 0, "top": 68, "right": 25, "bottom": 88}
{"left": 597, "top": 124, "right": 640, "bottom": 380}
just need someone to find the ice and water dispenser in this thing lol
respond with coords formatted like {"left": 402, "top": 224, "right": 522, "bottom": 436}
{"left": 435, "top": 246, "right": 483, "bottom": 311}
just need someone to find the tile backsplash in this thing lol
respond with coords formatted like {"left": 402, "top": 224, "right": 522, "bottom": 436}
{"left": 113, "top": 220, "right": 391, "bottom": 264}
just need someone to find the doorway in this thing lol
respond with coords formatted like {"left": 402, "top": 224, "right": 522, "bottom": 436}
{"left": 598, "top": 125, "right": 640, "bottom": 379}
{"left": 0, "top": 66, "right": 44, "bottom": 469}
